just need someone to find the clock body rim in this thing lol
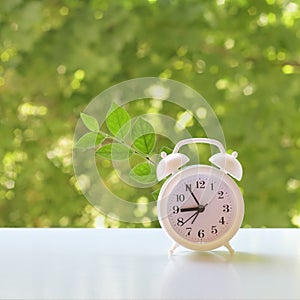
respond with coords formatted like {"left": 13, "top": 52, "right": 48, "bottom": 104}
{"left": 157, "top": 164, "right": 244, "bottom": 251}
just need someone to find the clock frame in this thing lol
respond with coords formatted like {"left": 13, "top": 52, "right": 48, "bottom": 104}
{"left": 156, "top": 138, "right": 244, "bottom": 255}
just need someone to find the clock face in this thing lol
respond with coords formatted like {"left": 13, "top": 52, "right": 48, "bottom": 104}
{"left": 158, "top": 165, "right": 244, "bottom": 250}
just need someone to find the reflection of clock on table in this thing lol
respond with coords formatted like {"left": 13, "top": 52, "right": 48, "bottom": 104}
{"left": 159, "top": 252, "right": 242, "bottom": 299}
{"left": 156, "top": 138, "right": 244, "bottom": 255}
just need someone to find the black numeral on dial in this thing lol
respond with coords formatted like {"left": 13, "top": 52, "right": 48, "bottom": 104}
{"left": 186, "top": 227, "right": 192, "bottom": 236}
{"left": 176, "top": 194, "right": 185, "bottom": 202}
{"left": 223, "top": 204, "right": 230, "bottom": 212}
{"left": 177, "top": 217, "right": 184, "bottom": 226}
{"left": 173, "top": 206, "right": 180, "bottom": 214}
{"left": 219, "top": 216, "right": 225, "bottom": 225}
{"left": 196, "top": 180, "right": 205, "bottom": 189}
{"left": 198, "top": 229, "right": 205, "bottom": 238}
{"left": 211, "top": 225, "right": 218, "bottom": 234}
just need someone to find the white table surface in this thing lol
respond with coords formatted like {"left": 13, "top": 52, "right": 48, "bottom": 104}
{"left": 0, "top": 228, "right": 299, "bottom": 300}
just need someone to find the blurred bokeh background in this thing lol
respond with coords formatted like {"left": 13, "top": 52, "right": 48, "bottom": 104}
{"left": 1, "top": 0, "right": 300, "bottom": 228}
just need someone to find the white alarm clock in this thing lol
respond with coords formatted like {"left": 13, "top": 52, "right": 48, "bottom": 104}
{"left": 156, "top": 138, "right": 244, "bottom": 255}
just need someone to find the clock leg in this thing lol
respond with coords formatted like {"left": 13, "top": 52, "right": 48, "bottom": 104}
{"left": 224, "top": 242, "right": 235, "bottom": 255}
{"left": 168, "top": 242, "right": 179, "bottom": 255}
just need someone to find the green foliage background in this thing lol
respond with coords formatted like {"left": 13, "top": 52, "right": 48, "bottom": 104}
{"left": 1, "top": 0, "right": 300, "bottom": 228}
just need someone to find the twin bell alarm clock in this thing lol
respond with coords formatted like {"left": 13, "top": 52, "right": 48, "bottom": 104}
{"left": 156, "top": 138, "right": 244, "bottom": 255}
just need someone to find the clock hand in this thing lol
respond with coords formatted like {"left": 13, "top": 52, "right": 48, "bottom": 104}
{"left": 182, "top": 210, "right": 199, "bottom": 225}
{"left": 191, "top": 211, "right": 200, "bottom": 224}
{"left": 186, "top": 185, "right": 200, "bottom": 206}
{"left": 180, "top": 207, "right": 199, "bottom": 212}
{"left": 181, "top": 203, "right": 208, "bottom": 213}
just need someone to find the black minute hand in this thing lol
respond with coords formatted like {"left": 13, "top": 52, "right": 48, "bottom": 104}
{"left": 182, "top": 210, "right": 200, "bottom": 225}
{"left": 186, "top": 185, "right": 200, "bottom": 206}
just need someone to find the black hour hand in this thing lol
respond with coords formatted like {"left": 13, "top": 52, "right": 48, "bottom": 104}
{"left": 180, "top": 207, "right": 199, "bottom": 212}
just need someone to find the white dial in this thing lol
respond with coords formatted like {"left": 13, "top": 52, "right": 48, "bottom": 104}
{"left": 158, "top": 165, "right": 244, "bottom": 251}
{"left": 167, "top": 173, "right": 235, "bottom": 243}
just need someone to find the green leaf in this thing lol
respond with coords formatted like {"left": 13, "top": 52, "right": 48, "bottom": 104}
{"left": 159, "top": 146, "right": 174, "bottom": 155}
{"left": 151, "top": 188, "right": 161, "bottom": 201}
{"left": 80, "top": 113, "right": 100, "bottom": 132}
{"left": 132, "top": 118, "right": 156, "bottom": 154}
{"left": 129, "top": 161, "right": 157, "bottom": 183}
{"left": 96, "top": 143, "right": 133, "bottom": 160}
{"left": 74, "top": 132, "right": 105, "bottom": 149}
{"left": 106, "top": 103, "right": 130, "bottom": 138}
{"left": 95, "top": 133, "right": 106, "bottom": 145}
